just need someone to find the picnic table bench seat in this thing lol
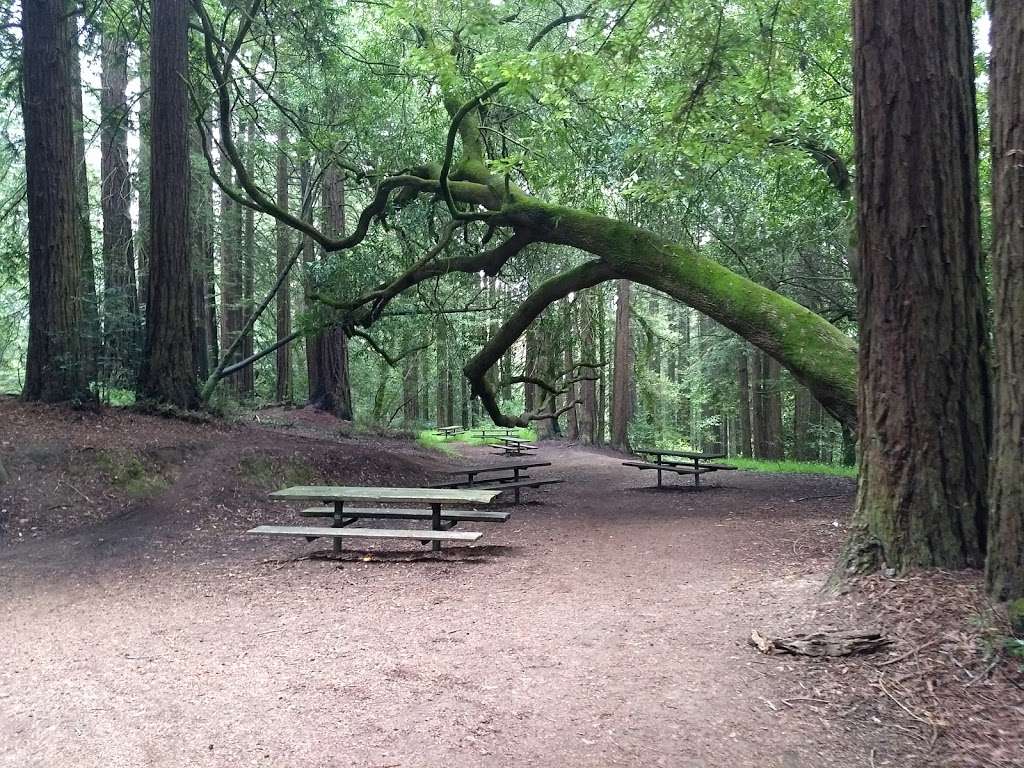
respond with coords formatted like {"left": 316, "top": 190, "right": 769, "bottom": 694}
{"left": 478, "top": 477, "right": 564, "bottom": 504}
{"left": 299, "top": 506, "right": 511, "bottom": 523}
{"left": 247, "top": 525, "right": 482, "bottom": 545}
{"left": 621, "top": 461, "right": 715, "bottom": 475}
{"left": 428, "top": 474, "right": 530, "bottom": 488}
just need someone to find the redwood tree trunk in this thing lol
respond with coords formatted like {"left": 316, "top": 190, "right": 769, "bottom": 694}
{"left": 138, "top": 0, "right": 197, "bottom": 407}
{"left": 610, "top": 279, "right": 633, "bottom": 451}
{"left": 68, "top": 11, "right": 99, "bottom": 384}
{"left": 308, "top": 164, "right": 353, "bottom": 419}
{"left": 275, "top": 118, "right": 292, "bottom": 402}
{"left": 986, "top": 0, "right": 1024, "bottom": 602}
{"left": 839, "top": 0, "right": 990, "bottom": 576}
{"left": 22, "top": 0, "right": 87, "bottom": 402}
{"left": 99, "top": 21, "right": 141, "bottom": 381}
{"left": 736, "top": 348, "right": 752, "bottom": 458}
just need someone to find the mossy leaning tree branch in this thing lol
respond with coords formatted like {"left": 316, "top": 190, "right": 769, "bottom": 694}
{"left": 193, "top": 1, "right": 858, "bottom": 430}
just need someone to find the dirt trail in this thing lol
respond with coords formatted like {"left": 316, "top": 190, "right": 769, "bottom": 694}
{"left": 2, "top": 406, "right": 1007, "bottom": 767}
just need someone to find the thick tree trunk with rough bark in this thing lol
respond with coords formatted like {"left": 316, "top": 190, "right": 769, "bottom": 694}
{"left": 68, "top": 12, "right": 99, "bottom": 383}
{"left": 100, "top": 22, "right": 141, "bottom": 382}
{"left": 188, "top": 120, "right": 214, "bottom": 382}
{"left": 736, "top": 348, "right": 752, "bottom": 458}
{"left": 986, "top": 0, "right": 1024, "bottom": 602}
{"left": 238, "top": 104, "right": 256, "bottom": 397}
{"left": 577, "top": 295, "right": 598, "bottom": 444}
{"left": 610, "top": 280, "right": 633, "bottom": 451}
{"left": 219, "top": 149, "right": 243, "bottom": 390}
{"left": 792, "top": 385, "right": 819, "bottom": 462}
{"left": 275, "top": 120, "right": 292, "bottom": 402}
{"left": 136, "top": 45, "right": 151, "bottom": 312}
{"left": 22, "top": 0, "right": 88, "bottom": 402}
{"left": 309, "top": 165, "right": 352, "bottom": 418}
{"left": 839, "top": 0, "right": 990, "bottom": 577}
{"left": 138, "top": 0, "right": 197, "bottom": 407}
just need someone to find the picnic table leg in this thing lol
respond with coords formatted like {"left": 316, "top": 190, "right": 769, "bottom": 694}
{"left": 657, "top": 467, "right": 662, "bottom": 488}
{"left": 514, "top": 467, "right": 522, "bottom": 504}
{"left": 431, "top": 503, "right": 442, "bottom": 552}
{"left": 332, "top": 501, "right": 344, "bottom": 553}
{"left": 694, "top": 463, "right": 702, "bottom": 489}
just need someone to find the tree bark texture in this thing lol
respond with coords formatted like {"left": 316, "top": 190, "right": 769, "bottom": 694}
{"left": 986, "top": 0, "right": 1024, "bottom": 602}
{"left": 68, "top": 12, "right": 99, "bottom": 382}
{"left": 138, "top": 0, "right": 197, "bottom": 407}
{"left": 100, "top": 23, "right": 141, "bottom": 382}
{"left": 610, "top": 279, "right": 633, "bottom": 451}
{"left": 275, "top": 119, "right": 293, "bottom": 402}
{"left": 842, "top": 0, "right": 990, "bottom": 575}
{"left": 22, "top": 0, "right": 88, "bottom": 402}
{"left": 309, "top": 164, "right": 352, "bottom": 418}
{"left": 736, "top": 348, "right": 752, "bottom": 458}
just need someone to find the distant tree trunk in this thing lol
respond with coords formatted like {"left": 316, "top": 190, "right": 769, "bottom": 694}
{"left": 577, "top": 296, "right": 597, "bottom": 444}
{"left": 300, "top": 158, "right": 319, "bottom": 396}
{"left": 68, "top": 11, "right": 98, "bottom": 384}
{"left": 986, "top": 0, "right": 1024, "bottom": 602}
{"left": 274, "top": 119, "right": 292, "bottom": 402}
{"left": 22, "top": 0, "right": 88, "bottom": 402}
{"left": 610, "top": 279, "right": 633, "bottom": 451}
{"left": 523, "top": 328, "right": 537, "bottom": 414}
{"left": 136, "top": 44, "right": 151, "bottom": 312}
{"left": 99, "top": 21, "right": 141, "bottom": 382}
{"left": 138, "top": 0, "right": 196, "bottom": 407}
{"left": 402, "top": 343, "right": 419, "bottom": 426}
{"left": 763, "top": 355, "right": 784, "bottom": 459}
{"left": 839, "top": 0, "right": 990, "bottom": 577}
{"left": 596, "top": 284, "right": 608, "bottom": 444}
{"left": 736, "top": 348, "right": 752, "bottom": 457}
{"left": 188, "top": 120, "right": 212, "bottom": 382}
{"left": 238, "top": 99, "right": 256, "bottom": 397}
{"left": 308, "top": 163, "right": 352, "bottom": 418}
{"left": 419, "top": 349, "right": 430, "bottom": 422}
{"left": 435, "top": 318, "right": 449, "bottom": 425}
{"left": 792, "top": 385, "right": 818, "bottom": 462}
{"left": 219, "top": 147, "right": 242, "bottom": 390}
{"left": 564, "top": 330, "right": 579, "bottom": 441}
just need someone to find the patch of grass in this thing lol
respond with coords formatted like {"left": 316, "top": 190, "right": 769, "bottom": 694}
{"left": 416, "top": 426, "right": 537, "bottom": 454}
{"left": 727, "top": 457, "right": 857, "bottom": 477}
{"left": 237, "top": 456, "right": 321, "bottom": 488}
{"left": 93, "top": 449, "right": 171, "bottom": 497}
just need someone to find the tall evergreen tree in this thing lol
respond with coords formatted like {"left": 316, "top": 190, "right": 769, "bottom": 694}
{"left": 22, "top": 0, "right": 88, "bottom": 402}
{"left": 839, "top": 0, "right": 990, "bottom": 576}
{"left": 138, "top": 0, "right": 197, "bottom": 407}
{"left": 100, "top": 16, "right": 141, "bottom": 381}
{"left": 986, "top": 0, "right": 1024, "bottom": 602}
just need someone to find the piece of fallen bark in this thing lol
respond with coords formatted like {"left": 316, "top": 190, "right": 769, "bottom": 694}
{"left": 749, "top": 629, "right": 891, "bottom": 657}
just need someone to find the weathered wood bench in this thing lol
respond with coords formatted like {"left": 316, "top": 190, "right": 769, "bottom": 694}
{"left": 622, "top": 460, "right": 717, "bottom": 488}
{"left": 490, "top": 442, "right": 538, "bottom": 455}
{"left": 428, "top": 474, "right": 530, "bottom": 488}
{"left": 478, "top": 478, "right": 564, "bottom": 504}
{"left": 248, "top": 525, "right": 482, "bottom": 548}
{"left": 300, "top": 506, "right": 511, "bottom": 525}
{"left": 431, "top": 461, "right": 552, "bottom": 489}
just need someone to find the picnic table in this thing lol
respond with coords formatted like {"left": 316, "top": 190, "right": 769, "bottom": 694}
{"left": 430, "top": 461, "right": 561, "bottom": 503}
{"left": 250, "top": 486, "right": 501, "bottom": 553}
{"left": 490, "top": 436, "right": 538, "bottom": 456}
{"left": 474, "top": 427, "right": 518, "bottom": 439}
{"left": 435, "top": 425, "right": 465, "bottom": 440}
{"left": 624, "top": 448, "right": 737, "bottom": 489}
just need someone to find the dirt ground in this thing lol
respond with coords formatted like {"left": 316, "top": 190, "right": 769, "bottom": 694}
{"left": 1, "top": 398, "right": 1020, "bottom": 768}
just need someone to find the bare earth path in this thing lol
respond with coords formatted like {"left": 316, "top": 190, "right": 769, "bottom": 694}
{"left": 0, "top": 406, "right": 983, "bottom": 766}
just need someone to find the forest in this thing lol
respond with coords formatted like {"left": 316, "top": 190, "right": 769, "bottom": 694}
{"left": 0, "top": 1, "right": 1022, "bottom": 766}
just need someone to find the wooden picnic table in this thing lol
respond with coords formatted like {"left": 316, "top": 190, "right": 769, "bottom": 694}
{"left": 262, "top": 486, "right": 500, "bottom": 552}
{"left": 628, "top": 449, "right": 736, "bottom": 488}
{"left": 474, "top": 427, "right": 518, "bottom": 437}
{"left": 435, "top": 425, "right": 465, "bottom": 440}
{"left": 491, "top": 435, "right": 537, "bottom": 456}
{"left": 443, "top": 461, "right": 552, "bottom": 486}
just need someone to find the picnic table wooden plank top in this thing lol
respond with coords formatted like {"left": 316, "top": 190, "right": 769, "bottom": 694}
{"left": 499, "top": 435, "right": 530, "bottom": 442}
{"left": 634, "top": 448, "right": 727, "bottom": 460}
{"left": 269, "top": 486, "right": 501, "bottom": 504}
{"left": 444, "top": 461, "right": 552, "bottom": 475}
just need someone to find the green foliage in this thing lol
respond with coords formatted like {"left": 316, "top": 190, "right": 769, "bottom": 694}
{"left": 92, "top": 449, "right": 171, "bottom": 497}
{"left": 724, "top": 457, "right": 856, "bottom": 477}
